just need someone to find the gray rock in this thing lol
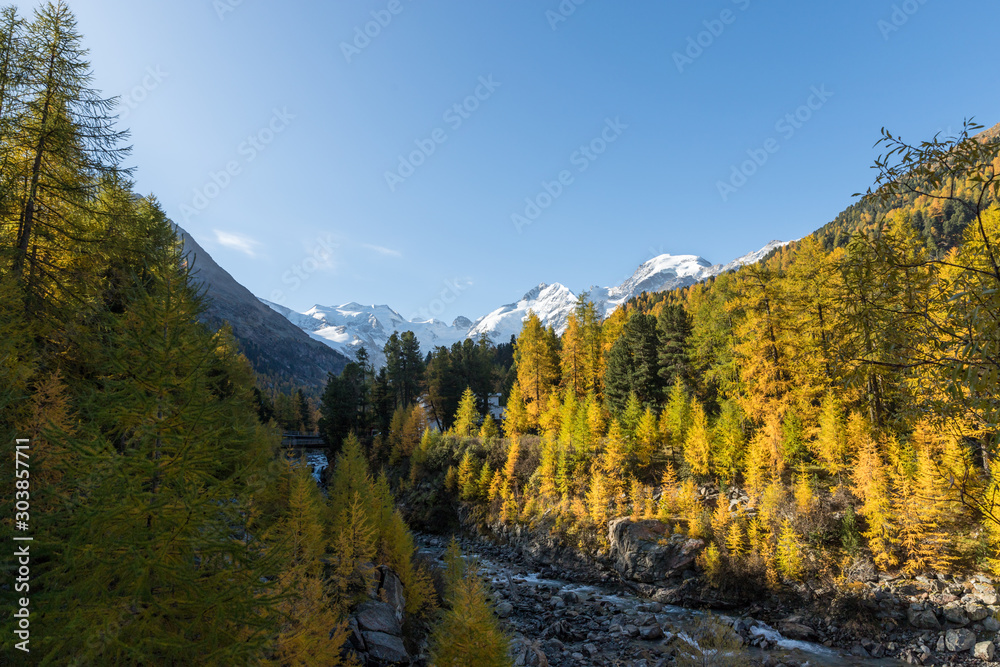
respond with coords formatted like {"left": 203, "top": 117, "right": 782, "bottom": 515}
{"left": 607, "top": 518, "right": 704, "bottom": 583}
{"left": 355, "top": 601, "right": 402, "bottom": 636}
{"left": 943, "top": 602, "right": 970, "bottom": 626}
{"left": 975, "top": 582, "right": 999, "bottom": 605}
{"left": 346, "top": 617, "right": 366, "bottom": 651}
{"left": 780, "top": 622, "right": 816, "bottom": 640}
{"left": 966, "top": 602, "right": 990, "bottom": 622}
{"left": 975, "top": 641, "right": 996, "bottom": 660}
{"left": 362, "top": 630, "right": 409, "bottom": 664}
{"left": 377, "top": 567, "right": 406, "bottom": 621}
{"left": 640, "top": 624, "right": 664, "bottom": 640}
{"left": 543, "top": 637, "right": 563, "bottom": 653}
{"left": 560, "top": 590, "right": 580, "bottom": 605}
{"left": 496, "top": 601, "right": 514, "bottom": 619}
{"left": 984, "top": 616, "right": 1000, "bottom": 633}
{"left": 907, "top": 606, "right": 941, "bottom": 630}
{"left": 945, "top": 628, "right": 977, "bottom": 652}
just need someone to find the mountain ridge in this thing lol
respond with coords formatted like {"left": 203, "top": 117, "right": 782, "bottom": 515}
{"left": 262, "top": 240, "right": 789, "bottom": 367}
{"left": 175, "top": 225, "right": 351, "bottom": 387}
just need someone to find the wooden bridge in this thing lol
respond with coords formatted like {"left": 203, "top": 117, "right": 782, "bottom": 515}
{"left": 281, "top": 431, "right": 328, "bottom": 448}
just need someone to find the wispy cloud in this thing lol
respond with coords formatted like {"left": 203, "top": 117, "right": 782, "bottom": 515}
{"left": 363, "top": 243, "right": 402, "bottom": 258}
{"left": 214, "top": 229, "right": 262, "bottom": 257}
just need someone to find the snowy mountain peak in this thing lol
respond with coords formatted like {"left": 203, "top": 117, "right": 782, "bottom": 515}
{"left": 712, "top": 240, "right": 788, "bottom": 274}
{"left": 520, "top": 283, "right": 551, "bottom": 302}
{"left": 468, "top": 282, "right": 577, "bottom": 343}
{"left": 610, "top": 254, "right": 713, "bottom": 302}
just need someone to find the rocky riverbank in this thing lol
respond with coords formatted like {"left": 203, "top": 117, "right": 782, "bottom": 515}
{"left": 446, "top": 507, "right": 1000, "bottom": 666}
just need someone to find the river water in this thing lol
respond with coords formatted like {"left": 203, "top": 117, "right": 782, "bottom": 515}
{"left": 286, "top": 447, "right": 329, "bottom": 485}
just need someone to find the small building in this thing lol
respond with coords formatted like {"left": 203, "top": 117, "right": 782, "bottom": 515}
{"left": 487, "top": 393, "right": 505, "bottom": 421}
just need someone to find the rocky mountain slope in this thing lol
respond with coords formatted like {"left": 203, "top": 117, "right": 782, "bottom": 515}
{"left": 176, "top": 225, "right": 350, "bottom": 387}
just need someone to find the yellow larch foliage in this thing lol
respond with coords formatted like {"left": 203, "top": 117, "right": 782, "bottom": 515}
{"left": 698, "top": 542, "right": 724, "bottom": 588}
{"left": 635, "top": 406, "right": 660, "bottom": 470}
{"left": 896, "top": 423, "right": 956, "bottom": 574}
{"left": 453, "top": 387, "right": 480, "bottom": 437}
{"left": 630, "top": 478, "right": 643, "bottom": 521}
{"left": 725, "top": 522, "right": 744, "bottom": 557}
{"left": 776, "top": 518, "right": 804, "bottom": 581}
{"left": 457, "top": 451, "right": 477, "bottom": 501}
{"left": 849, "top": 413, "right": 898, "bottom": 571}
{"left": 743, "top": 430, "right": 772, "bottom": 498}
{"left": 538, "top": 432, "right": 559, "bottom": 499}
{"left": 757, "top": 479, "right": 785, "bottom": 530}
{"left": 586, "top": 392, "right": 606, "bottom": 443}
{"left": 538, "top": 387, "right": 563, "bottom": 439}
{"left": 587, "top": 471, "right": 610, "bottom": 526}
{"left": 502, "top": 382, "right": 530, "bottom": 437}
{"left": 444, "top": 465, "right": 458, "bottom": 494}
{"left": 428, "top": 541, "right": 511, "bottom": 667}
{"left": 600, "top": 419, "right": 629, "bottom": 502}
{"left": 479, "top": 413, "right": 500, "bottom": 441}
{"left": 477, "top": 462, "right": 494, "bottom": 501}
{"left": 684, "top": 398, "right": 713, "bottom": 478}
{"left": 711, "top": 497, "right": 731, "bottom": 542}
{"left": 514, "top": 311, "right": 559, "bottom": 428}
{"left": 487, "top": 469, "right": 503, "bottom": 504}
{"left": 503, "top": 436, "right": 521, "bottom": 481}
{"left": 643, "top": 487, "right": 656, "bottom": 519}
{"left": 401, "top": 404, "right": 428, "bottom": 457}
{"left": 815, "top": 391, "right": 847, "bottom": 478}
{"left": 793, "top": 464, "right": 815, "bottom": 515}
{"left": 657, "top": 463, "right": 679, "bottom": 519}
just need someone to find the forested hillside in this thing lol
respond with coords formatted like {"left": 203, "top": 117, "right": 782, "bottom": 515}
{"left": 0, "top": 3, "right": 506, "bottom": 664}
{"left": 352, "top": 120, "right": 1000, "bottom": 601}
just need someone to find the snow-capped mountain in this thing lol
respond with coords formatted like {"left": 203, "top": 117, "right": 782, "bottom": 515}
{"left": 589, "top": 254, "right": 716, "bottom": 319}
{"left": 262, "top": 240, "right": 789, "bottom": 366}
{"left": 259, "top": 300, "right": 474, "bottom": 368}
{"left": 467, "top": 283, "right": 578, "bottom": 344}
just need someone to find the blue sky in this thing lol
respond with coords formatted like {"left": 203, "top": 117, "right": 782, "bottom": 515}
{"left": 23, "top": 0, "right": 1000, "bottom": 322}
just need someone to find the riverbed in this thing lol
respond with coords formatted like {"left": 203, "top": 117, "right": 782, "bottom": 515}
{"left": 417, "top": 534, "right": 905, "bottom": 667}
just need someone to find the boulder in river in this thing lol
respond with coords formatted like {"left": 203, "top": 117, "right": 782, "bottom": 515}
{"left": 607, "top": 518, "right": 704, "bottom": 583}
